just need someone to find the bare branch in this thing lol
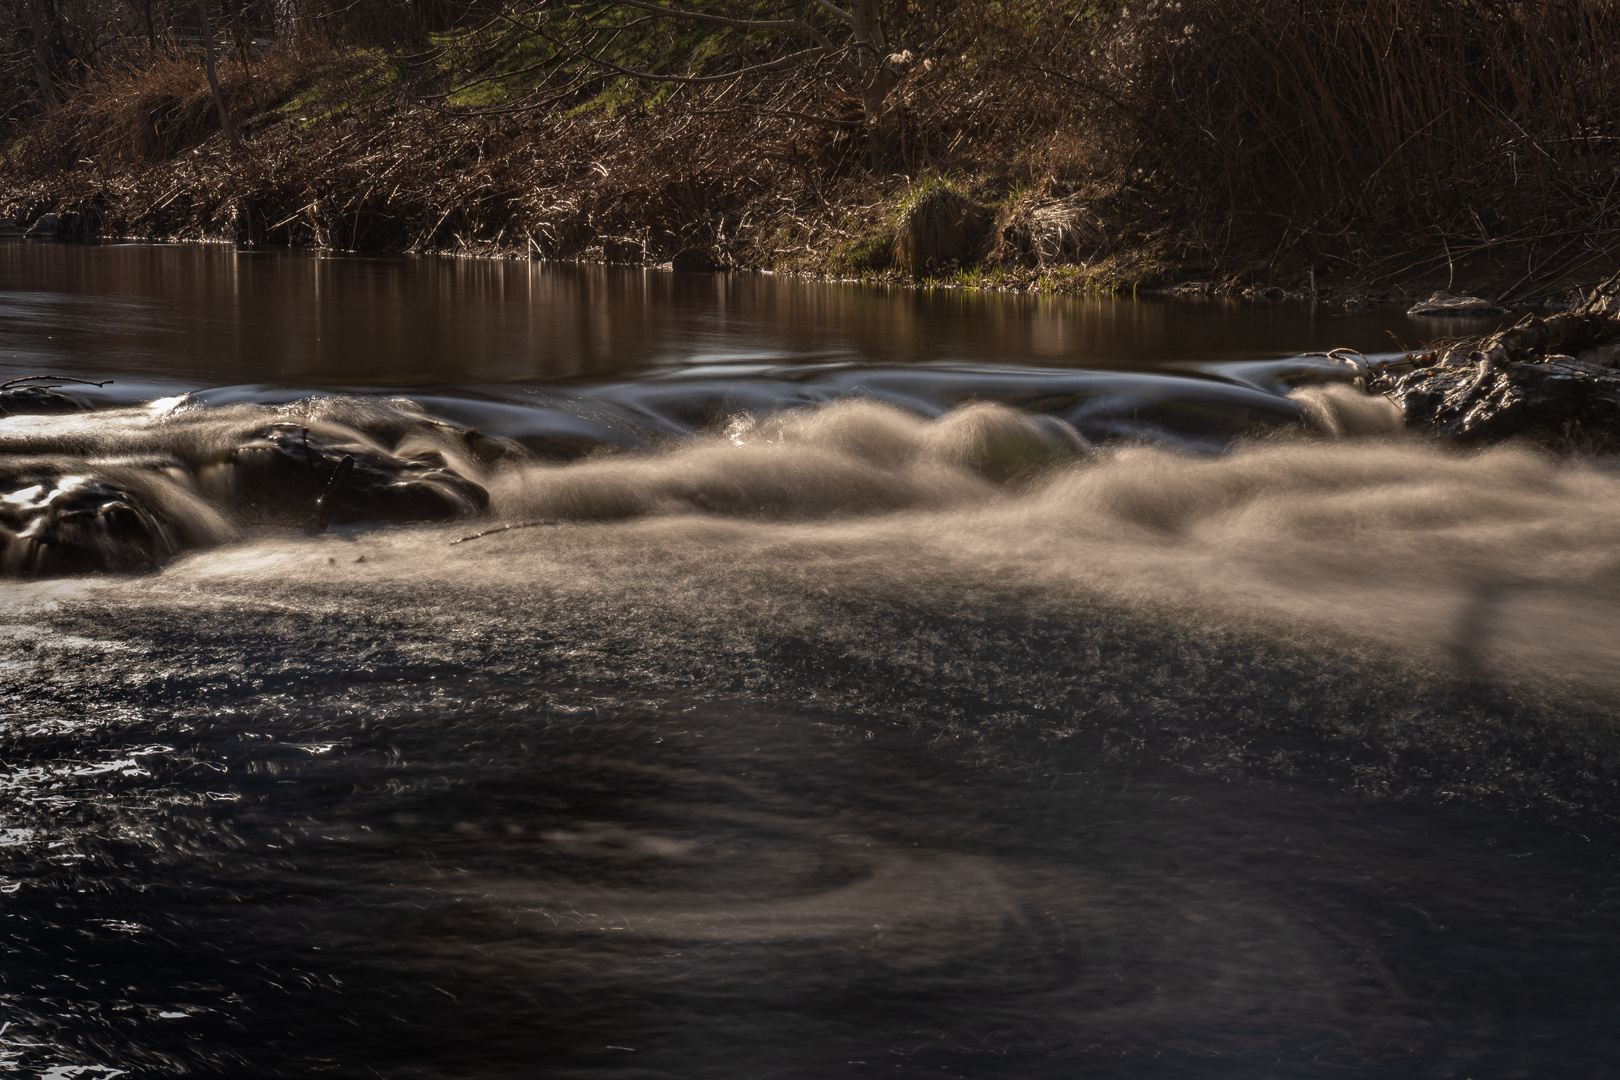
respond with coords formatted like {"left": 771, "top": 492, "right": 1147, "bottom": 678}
{"left": 805, "top": 0, "right": 853, "bottom": 23}
{"left": 604, "top": 0, "right": 814, "bottom": 33}
{"left": 413, "top": 14, "right": 659, "bottom": 101}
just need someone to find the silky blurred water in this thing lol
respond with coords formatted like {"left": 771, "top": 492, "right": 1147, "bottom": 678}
{"left": 1, "top": 244, "right": 1615, "bottom": 1080}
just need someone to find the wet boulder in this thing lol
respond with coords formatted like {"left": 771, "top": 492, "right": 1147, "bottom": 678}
{"left": 21, "top": 209, "right": 99, "bottom": 242}
{"left": 1373, "top": 307, "right": 1620, "bottom": 445}
{"left": 1384, "top": 355, "right": 1620, "bottom": 443}
{"left": 215, "top": 422, "right": 488, "bottom": 525}
{"left": 0, "top": 469, "right": 189, "bottom": 576}
{"left": 0, "top": 385, "right": 84, "bottom": 417}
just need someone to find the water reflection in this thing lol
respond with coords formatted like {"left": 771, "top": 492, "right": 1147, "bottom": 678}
{"left": 1, "top": 243, "right": 1494, "bottom": 386}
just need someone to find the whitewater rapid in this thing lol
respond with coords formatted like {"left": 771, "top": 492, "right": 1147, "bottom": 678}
{"left": 6, "top": 374, "right": 1620, "bottom": 1079}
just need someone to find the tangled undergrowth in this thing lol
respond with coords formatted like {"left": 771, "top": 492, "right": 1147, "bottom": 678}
{"left": 5, "top": 0, "right": 1620, "bottom": 301}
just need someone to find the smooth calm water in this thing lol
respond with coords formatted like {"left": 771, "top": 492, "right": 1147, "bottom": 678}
{"left": 2, "top": 243, "right": 1618, "bottom": 1080}
{"left": 0, "top": 243, "right": 1478, "bottom": 386}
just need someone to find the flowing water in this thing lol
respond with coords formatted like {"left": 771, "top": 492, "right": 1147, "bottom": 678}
{"left": 1, "top": 244, "right": 1618, "bottom": 1080}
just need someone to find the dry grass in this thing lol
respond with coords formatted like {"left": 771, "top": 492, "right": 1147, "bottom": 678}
{"left": 989, "top": 189, "right": 1106, "bottom": 270}
{"left": 11, "top": 48, "right": 322, "bottom": 174}
{"left": 893, "top": 182, "right": 993, "bottom": 277}
{"left": 1076, "top": 0, "right": 1620, "bottom": 291}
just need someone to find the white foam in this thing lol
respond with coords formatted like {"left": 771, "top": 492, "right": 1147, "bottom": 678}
{"left": 15, "top": 393, "right": 1618, "bottom": 695}
{"left": 1290, "top": 383, "right": 1405, "bottom": 437}
{"left": 488, "top": 399, "right": 1087, "bottom": 521}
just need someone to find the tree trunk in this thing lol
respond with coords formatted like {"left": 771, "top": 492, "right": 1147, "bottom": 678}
{"left": 195, "top": 0, "right": 241, "bottom": 151}
{"left": 24, "top": 0, "right": 57, "bottom": 106}
{"left": 275, "top": 0, "right": 301, "bottom": 57}
{"left": 850, "top": 0, "right": 896, "bottom": 161}
{"left": 137, "top": 0, "right": 157, "bottom": 53}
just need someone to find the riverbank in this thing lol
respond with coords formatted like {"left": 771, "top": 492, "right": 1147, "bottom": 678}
{"left": 5, "top": 2, "right": 1620, "bottom": 304}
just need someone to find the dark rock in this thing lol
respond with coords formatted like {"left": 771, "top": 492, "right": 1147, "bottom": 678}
{"left": 1374, "top": 307, "right": 1620, "bottom": 445}
{"left": 55, "top": 209, "right": 99, "bottom": 243}
{"left": 0, "top": 385, "right": 84, "bottom": 417}
{"left": 0, "top": 471, "right": 185, "bottom": 576}
{"left": 1382, "top": 355, "right": 1620, "bottom": 443}
{"left": 0, "top": 218, "right": 22, "bottom": 239}
{"left": 671, "top": 246, "right": 721, "bottom": 272}
{"left": 20, "top": 209, "right": 99, "bottom": 243}
{"left": 220, "top": 422, "right": 488, "bottom": 525}
{"left": 1576, "top": 342, "right": 1620, "bottom": 367}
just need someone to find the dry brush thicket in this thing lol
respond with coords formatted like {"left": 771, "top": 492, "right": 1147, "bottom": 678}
{"left": 4, "top": 0, "right": 1620, "bottom": 297}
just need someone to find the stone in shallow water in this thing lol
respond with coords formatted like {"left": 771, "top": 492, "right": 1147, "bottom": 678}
{"left": 216, "top": 422, "right": 489, "bottom": 525}
{"left": 0, "top": 385, "right": 84, "bottom": 417}
{"left": 1384, "top": 356, "right": 1620, "bottom": 443}
{"left": 1407, "top": 291, "right": 1503, "bottom": 316}
{"left": 0, "top": 471, "right": 185, "bottom": 576}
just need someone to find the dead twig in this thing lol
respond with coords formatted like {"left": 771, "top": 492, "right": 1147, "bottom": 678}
{"left": 451, "top": 519, "right": 561, "bottom": 545}
{"left": 1, "top": 374, "right": 114, "bottom": 389}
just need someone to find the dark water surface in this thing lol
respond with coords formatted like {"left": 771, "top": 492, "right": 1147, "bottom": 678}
{"left": 2, "top": 243, "right": 1618, "bottom": 1080}
{"left": 0, "top": 242, "right": 1484, "bottom": 386}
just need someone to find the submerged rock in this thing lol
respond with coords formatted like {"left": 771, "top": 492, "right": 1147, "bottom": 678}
{"left": 214, "top": 422, "right": 489, "bottom": 525}
{"left": 0, "top": 385, "right": 84, "bottom": 417}
{"left": 0, "top": 396, "right": 501, "bottom": 576}
{"left": 1372, "top": 306, "right": 1620, "bottom": 445}
{"left": 0, "top": 466, "right": 213, "bottom": 576}
{"left": 922, "top": 403, "right": 1091, "bottom": 481}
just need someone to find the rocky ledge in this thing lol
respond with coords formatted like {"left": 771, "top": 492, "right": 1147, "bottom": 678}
{"left": 1368, "top": 300, "right": 1620, "bottom": 447}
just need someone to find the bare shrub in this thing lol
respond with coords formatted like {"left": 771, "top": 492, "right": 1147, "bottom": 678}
{"left": 1075, "top": 0, "right": 1620, "bottom": 252}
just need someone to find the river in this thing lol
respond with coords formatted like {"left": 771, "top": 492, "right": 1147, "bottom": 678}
{"left": 1, "top": 243, "right": 1617, "bottom": 1079}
